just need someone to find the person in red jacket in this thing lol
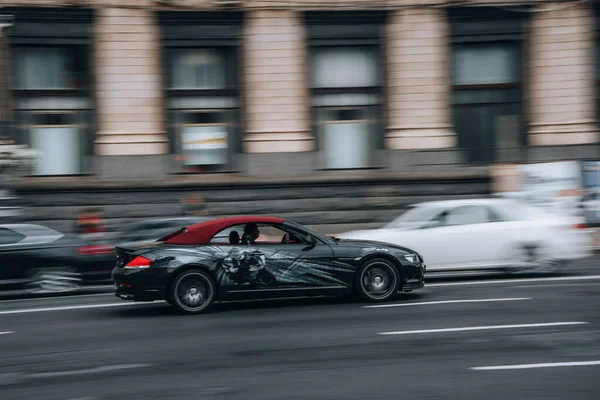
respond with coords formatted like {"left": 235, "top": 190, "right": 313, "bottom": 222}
{"left": 76, "top": 208, "right": 105, "bottom": 235}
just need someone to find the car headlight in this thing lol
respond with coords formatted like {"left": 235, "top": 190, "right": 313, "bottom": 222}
{"left": 403, "top": 254, "right": 418, "bottom": 264}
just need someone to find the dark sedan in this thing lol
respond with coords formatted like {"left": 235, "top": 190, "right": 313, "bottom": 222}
{"left": 112, "top": 216, "right": 426, "bottom": 314}
{"left": 0, "top": 223, "right": 113, "bottom": 293}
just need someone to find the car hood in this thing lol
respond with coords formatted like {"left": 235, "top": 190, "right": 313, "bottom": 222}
{"left": 335, "top": 236, "right": 418, "bottom": 255}
{"left": 336, "top": 228, "right": 405, "bottom": 240}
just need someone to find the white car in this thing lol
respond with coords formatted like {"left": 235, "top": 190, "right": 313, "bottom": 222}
{"left": 337, "top": 198, "right": 593, "bottom": 273}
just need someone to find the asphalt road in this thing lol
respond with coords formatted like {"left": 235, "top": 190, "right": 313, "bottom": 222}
{"left": 0, "top": 260, "right": 599, "bottom": 400}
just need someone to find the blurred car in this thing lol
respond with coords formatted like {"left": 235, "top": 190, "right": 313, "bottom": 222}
{"left": 73, "top": 217, "right": 218, "bottom": 280}
{"left": 112, "top": 216, "right": 425, "bottom": 314}
{"left": 110, "top": 217, "right": 214, "bottom": 247}
{"left": 0, "top": 224, "right": 114, "bottom": 293}
{"left": 337, "top": 198, "right": 593, "bottom": 274}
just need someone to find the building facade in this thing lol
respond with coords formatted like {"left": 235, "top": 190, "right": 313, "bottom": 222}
{"left": 0, "top": 0, "right": 598, "bottom": 232}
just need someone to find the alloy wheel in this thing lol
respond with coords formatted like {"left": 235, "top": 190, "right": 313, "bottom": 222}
{"left": 172, "top": 270, "right": 216, "bottom": 314}
{"left": 359, "top": 262, "right": 398, "bottom": 301}
{"left": 24, "top": 267, "right": 82, "bottom": 294}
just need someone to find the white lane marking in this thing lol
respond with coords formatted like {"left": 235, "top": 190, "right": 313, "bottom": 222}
{"left": 471, "top": 360, "right": 600, "bottom": 371}
{"left": 0, "top": 331, "right": 13, "bottom": 335}
{"left": 427, "top": 275, "right": 600, "bottom": 287}
{"left": 515, "top": 283, "right": 600, "bottom": 289}
{"left": 379, "top": 321, "right": 589, "bottom": 336}
{"left": 364, "top": 297, "right": 530, "bottom": 309}
{"left": 29, "top": 363, "right": 155, "bottom": 378}
{"left": 0, "top": 364, "right": 155, "bottom": 386}
{"left": 0, "top": 301, "right": 166, "bottom": 315}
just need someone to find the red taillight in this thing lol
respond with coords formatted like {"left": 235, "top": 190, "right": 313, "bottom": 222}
{"left": 77, "top": 245, "right": 113, "bottom": 256}
{"left": 573, "top": 223, "right": 586, "bottom": 229}
{"left": 125, "top": 256, "right": 151, "bottom": 268}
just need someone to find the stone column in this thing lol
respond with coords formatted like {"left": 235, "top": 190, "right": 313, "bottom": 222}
{"left": 386, "top": 8, "right": 456, "bottom": 150}
{"left": 528, "top": 2, "right": 598, "bottom": 146}
{"left": 94, "top": 7, "right": 168, "bottom": 160}
{"left": 242, "top": 10, "right": 313, "bottom": 153}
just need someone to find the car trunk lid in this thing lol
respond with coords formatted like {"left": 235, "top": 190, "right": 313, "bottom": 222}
{"left": 114, "top": 242, "right": 162, "bottom": 268}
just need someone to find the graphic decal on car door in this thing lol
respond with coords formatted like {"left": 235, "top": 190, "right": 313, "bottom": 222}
{"left": 188, "top": 246, "right": 355, "bottom": 287}
{"left": 221, "top": 248, "right": 276, "bottom": 286}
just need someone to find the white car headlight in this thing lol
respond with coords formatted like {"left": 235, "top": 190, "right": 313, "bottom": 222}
{"left": 403, "top": 254, "right": 418, "bottom": 264}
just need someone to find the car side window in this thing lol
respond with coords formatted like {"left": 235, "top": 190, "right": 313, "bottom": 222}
{"left": 444, "top": 205, "right": 489, "bottom": 226}
{"left": 487, "top": 206, "right": 508, "bottom": 223}
{"left": 0, "top": 228, "right": 26, "bottom": 245}
{"left": 209, "top": 223, "right": 309, "bottom": 245}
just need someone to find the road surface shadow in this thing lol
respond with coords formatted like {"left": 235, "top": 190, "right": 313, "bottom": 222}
{"left": 106, "top": 292, "right": 425, "bottom": 318}
{"left": 425, "top": 271, "right": 570, "bottom": 283}
{"left": 0, "top": 287, "right": 114, "bottom": 302}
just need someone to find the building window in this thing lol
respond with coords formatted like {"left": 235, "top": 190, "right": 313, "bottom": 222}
{"left": 25, "top": 112, "right": 82, "bottom": 175}
{"left": 169, "top": 49, "right": 226, "bottom": 90}
{"left": 14, "top": 47, "right": 86, "bottom": 90}
{"left": 449, "top": 8, "right": 528, "bottom": 165}
{"left": 310, "top": 47, "right": 379, "bottom": 88}
{"left": 452, "top": 45, "right": 519, "bottom": 86}
{"left": 179, "top": 110, "right": 230, "bottom": 166}
{"left": 159, "top": 12, "right": 243, "bottom": 174}
{"left": 305, "top": 12, "right": 386, "bottom": 170}
{"left": 8, "top": 7, "right": 94, "bottom": 176}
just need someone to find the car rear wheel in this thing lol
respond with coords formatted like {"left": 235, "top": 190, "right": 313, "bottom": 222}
{"left": 24, "top": 267, "right": 82, "bottom": 294}
{"left": 355, "top": 258, "right": 400, "bottom": 303}
{"left": 170, "top": 269, "right": 216, "bottom": 315}
{"left": 506, "top": 242, "right": 554, "bottom": 273}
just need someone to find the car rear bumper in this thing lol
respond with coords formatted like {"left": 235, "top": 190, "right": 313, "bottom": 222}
{"left": 114, "top": 288, "right": 164, "bottom": 302}
{"left": 555, "top": 229, "right": 594, "bottom": 260}
{"left": 112, "top": 267, "right": 167, "bottom": 302}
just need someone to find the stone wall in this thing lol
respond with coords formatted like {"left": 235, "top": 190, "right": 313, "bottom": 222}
{"left": 14, "top": 176, "right": 490, "bottom": 235}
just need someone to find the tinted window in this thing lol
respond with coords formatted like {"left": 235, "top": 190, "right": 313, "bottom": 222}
{"left": 0, "top": 228, "right": 26, "bottom": 245}
{"left": 445, "top": 206, "right": 489, "bottom": 226}
{"left": 385, "top": 205, "right": 447, "bottom": 229}
{"left": 488, "top": 205, "right": 509, "bottom": 222}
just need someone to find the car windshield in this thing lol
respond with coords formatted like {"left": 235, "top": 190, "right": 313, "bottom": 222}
{"left": 284, "top": 220, "right": 331, "bottom": 242}
{"left": 384, "top": 205, "right": 447, "bottom": 229}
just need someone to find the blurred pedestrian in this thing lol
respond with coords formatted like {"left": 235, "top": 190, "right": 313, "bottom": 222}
{"left": 76, "top": 208, "right": 105, "bottom": 235}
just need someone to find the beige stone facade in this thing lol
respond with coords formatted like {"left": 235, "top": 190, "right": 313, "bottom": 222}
{"left": 94, "top": 7, "right": 168, "bottom": 156}
{"left": 1, "top": 0, "right": 599, "bottom": 177}
{"left": 528, "top": 2, "right": 598, "bottom": 146}
{"left": 242, "top": 10, "right": 313, "bottom": 153}
{"left": 386, "top": 8, "right": 456, "bottom": 150}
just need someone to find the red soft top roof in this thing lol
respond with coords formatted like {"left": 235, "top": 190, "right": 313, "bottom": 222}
{"left": 161, "top": 216, "right": 285, "bottom": 245}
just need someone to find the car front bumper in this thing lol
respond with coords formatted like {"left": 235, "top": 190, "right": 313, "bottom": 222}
{"left": 401, "top": 279, "right": 425, "bottom": 292}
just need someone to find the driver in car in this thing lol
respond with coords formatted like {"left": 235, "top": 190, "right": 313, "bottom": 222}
{"left": 241, "top": 223, "right": 260, "bottom": 245}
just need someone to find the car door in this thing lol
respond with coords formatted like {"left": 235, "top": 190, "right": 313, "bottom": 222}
{"left": 416, "top": 205, "right": 495, "bottom": 269}
{"left": 262, "top": 238, "right": 339, "bottom": 290}
{"left": 210, "top": 223, "right": 337, "bottom": 297}
{"left": 252, "top": 223, "right": 338, "bottom": 290}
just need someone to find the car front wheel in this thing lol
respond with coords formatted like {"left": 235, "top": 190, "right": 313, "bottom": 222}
{"left": 355, "top": 258, "right": 400, "bottom": 303}
{"left": 170, "top": 269, "right": 216, "bottom": 315}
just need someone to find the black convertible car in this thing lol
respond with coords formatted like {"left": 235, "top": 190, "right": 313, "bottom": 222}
{"left": 112, "top": 216, "right": 426, "bottom": 314}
